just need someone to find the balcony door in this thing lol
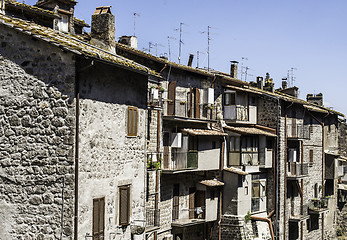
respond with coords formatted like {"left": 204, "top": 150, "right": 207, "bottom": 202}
{"left": 195, "top": 191, "right": 205, "bottom": 219}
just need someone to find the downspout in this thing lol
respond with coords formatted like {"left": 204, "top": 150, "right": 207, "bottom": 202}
{"left": 275, "top": 97, "right": 280, "bottom": 239}
{"left": 300, "top": 142, "right": 304, "bottom": 240}
{"left": 154, "top": 109, "right": 161, "bottom": 236}
{"left": 284, "top": 102, "right": 294, "bottom": 240}
{"left": 250, "top": 215, "right": 275, "bottom": 240}
{"left": 219, "top": 139, "right": 225, "bottom": 240}
{"left": 74, "top": 63, "right": 81, "bottom": 240}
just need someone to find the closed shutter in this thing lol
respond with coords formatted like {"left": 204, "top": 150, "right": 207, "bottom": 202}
{"left": 309, "top": 150, "right": 313, "bottom": 165}
{"left": 168, "top": 81, "right": 176, "bottom": 116}
{"left": 127, "top": 107, "right": 138, "bottom": 136}
{"left": 119, "top": 186, "right": 130, "bottom": 226}
{"left": 189, "top": 188, "right": 195, "bottom": 219}
{"left": 189, "top": 86, "right": 193, "bottom": 118}
{"left": 194, "top": 88, "right": 200, "bottom": 118}
{"left": 93, "top": 197, "right": 105, "bottom": 240}
{"left": 172, "top": 184, "right": 179, "bottom": 220}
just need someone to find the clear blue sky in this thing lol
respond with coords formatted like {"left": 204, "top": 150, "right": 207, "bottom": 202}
{"left": 26, "top": 0, "right": 347, "bottom": 115}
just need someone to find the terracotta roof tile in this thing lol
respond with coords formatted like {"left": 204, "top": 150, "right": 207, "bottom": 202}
{"left": 181, "top": 128, "right": 227, "bottom": 136}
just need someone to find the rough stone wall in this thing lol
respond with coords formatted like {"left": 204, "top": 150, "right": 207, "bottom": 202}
{"left": 77, "top": 61, "right": 148, "bottom": 240}
{"left": 257, "top": 96, "right": 278, "bottom": 129}
{"left": 338, "top": 122, "right": 347, "bottom": 157}
{"left": 0, "top": 25, "right": 76, "bottom": 240}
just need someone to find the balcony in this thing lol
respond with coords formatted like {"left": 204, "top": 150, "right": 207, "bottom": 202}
{"left": 165, "top": 99, "right": 216, "bottom": 120}
{"left": 162, "top": 151, "right": 198, "bottom": 171}
{"left": 287, "top": 162, "right": 308, "bottom": 179}
{"left": 147, "top": 88, "right": 163, "bottom": 108}
{"left": 224, "top": 105, "right": 249, "bottom": 122}
{"left": 146, "top": 208, "right": 160, "bottom": 227}
{"left": 287, "top": 124, "right": 310, "bottom": 139}
{"left": 309, "top": 198, "right": 329, "bottom": 214}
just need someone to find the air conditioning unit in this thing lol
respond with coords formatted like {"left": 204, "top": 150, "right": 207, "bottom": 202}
{"left": 204, "top": 88, "right": 214, "bottom": 104}
{"left": 171, "top": 133, "right": 182, "bottom": 148}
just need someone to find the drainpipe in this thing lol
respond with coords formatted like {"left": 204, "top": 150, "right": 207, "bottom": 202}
{"left": 250, "top": 214, "right": 275, "bottom": 240}
{"left": 74, "top": 63, "right": 81, "bottom": 240}
{"left": 300, "top": 142, "right": 304, "bottom": 240}
{"left": 284, "top": 102, "right": 294, "bottom": 240}
{"left": 219, "top": 139, "right": 225, "bottom": 240}
{"left": 275, "top": 97, "right": 280, "bottom": 239}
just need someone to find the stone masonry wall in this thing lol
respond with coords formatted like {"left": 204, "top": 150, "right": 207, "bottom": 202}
{"left": 0, "top": 25, "right": 76, "bottom": 240}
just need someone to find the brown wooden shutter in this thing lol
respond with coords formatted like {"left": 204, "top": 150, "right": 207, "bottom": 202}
{"left": 127, "top": 107, "right": 138, "bottom": 136}
{"left": 172, "top": 184, "right": 179, "bottom": 220}
{"left": 189, "top": 86, "right": 193, "bottom": 118}
{"left": 194, "top": 88, "right": 200, "bottom": 118}
{"left": 168, "top": 81, "right": 176, "bottom": 116}
{"left": 93, "top": 197, "right": 105, "bottom": 240}
{"left": 309, "top": 150, "right": 313, "bottom": 164}
{"left": 119, "top": 186, "right": 130, "bottom": 225}
{"left": 189, "top": 188, "right": 195, "bottom": 219}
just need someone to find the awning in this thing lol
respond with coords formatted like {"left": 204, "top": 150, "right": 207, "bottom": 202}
{"left": 338, "top": 184, "right": 347, "bottom": 191}
{"left": 199, "top": 179, "right": 225, "bottom": 187}
{"left": 181, "top": 128, "right": 228, "bottom": 136}
{"left": 324, "top": 150, "right": 339, "bottom": 157}
{"left": 224, "top": 167, "right": 248, "bottom": 176}
{"left": 224, "top": 126, "right": 277, "bottom": 137}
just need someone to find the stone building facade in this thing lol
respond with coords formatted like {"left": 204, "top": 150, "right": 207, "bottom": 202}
{"left": 0, "top": 1, "right": 346, "bottom": 240}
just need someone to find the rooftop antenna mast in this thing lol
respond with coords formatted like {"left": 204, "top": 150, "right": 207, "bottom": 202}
{"left": 167, "top": 36, "right": 176, "bottom": 61}
{"left": 240, "top": 57, "right": 248, "bottom": 81}
{"left": 177, "top": 22, "right": 184, "bottom": 64}
{"left": 200, "top": 26, "right": 212, "bottom": 71}
{"left": 196, "top": 51, "right": 206, "bottom": 68}
{"left": 290, "top": 67, "right": 297, "bottom": 86}
{"left": 133, "top": 12, "right": 140, "bottom": 36}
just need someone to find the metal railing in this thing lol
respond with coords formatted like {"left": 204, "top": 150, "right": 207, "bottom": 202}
{"left": 188, "top": 206, "right": 206, "bottom": 219}
{"left": 309, "top": 198, "right": 329, "bottom": 212}
{"left": 147, "top": 152, "right": 163, "bottom": 169}
{"left": 165, "top": 99, "right": 216, "bottom": 120}
{"left": 146, "top": 208, "right": 160, "bottom": 227}
{"left": 163, "top": 151, "right": 198, "bottom": 170}
{"left": 287, "top": 124, "right": 310, "bottom": 139}
{"left": 287, "top": 162, "right": 308, "bottom": 177}
{"left": 147, "top": 89, "right": 163, "bottom": 108}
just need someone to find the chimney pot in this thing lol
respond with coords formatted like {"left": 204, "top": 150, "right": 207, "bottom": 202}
{"left": 282, "top": 78, "right": 288, "bottom": 89}
{"left": 188, "top": 54, "right": 194, "bottom": 67}
{"left": 256, "top": 76, "right": 264, "bottom": 90}
{"left": 230, "top": 61, "right": 238, "bottom": 79}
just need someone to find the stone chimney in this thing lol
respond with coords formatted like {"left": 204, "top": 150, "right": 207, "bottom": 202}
{"left": 263, "top": 73, "right": 274, "bottom": 92}
{"left": 307, "top": 93, "right": 323, "bottom": 106}
{"left": 91, "top": 6, "right": 116, "bottom": 52}
{"left": 119, "top": 36, "right": 138, "bottom": 49}
{"left": 188, "top": 54, "right": 194, "bottom": 67}
{"left": 256, "top": 77, "right": 263, "bottom": 90}
{"left": 282, "top": 78, "right": 288, "bottom": 89}
{"left": 230, "top": 61, "right": 238, "bottom": 79}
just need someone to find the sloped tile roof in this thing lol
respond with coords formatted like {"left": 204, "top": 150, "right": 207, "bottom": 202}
{"left": 224, "top": 167, "right": 248, "bottom": 176}
{"left": 0, "top": 13, "right": 160, "bottom": 76}
{"left": 199, "top": 179, "right": 224, "bottom": 187}
{"left": 224, "top": 125, "right": 277, "bottom": 137}
{"left": 5, "top": 0, "right": 59, "bottom": 17}
{"left": 181, "top": 128, "right": 227, "bottom": 136}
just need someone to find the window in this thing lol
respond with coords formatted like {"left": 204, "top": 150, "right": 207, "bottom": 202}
{"left": 224, "top": 92, "right": 236, "bottom": 106}
{"left": 172, "top": 184, "right": 179, "bottom": 220}
{"left": 230, "top": 136, "right": 240, "bottom": 152}
{"left": 119, "top": 185, "right": 130, "bottom": 226}
{"left": 58, "top": 15, "right": 69, "bottom": 32}
{"left": 309, "top": 149, "right": 314, "bottom": 165}
{"left": 241, "top": 136, "right": 258, "bottom": 153}
{"left": 93, "top": 197, "right": 105, "bottom": 240}
{"left": 127, "top": 106, "right": 138, "bottom": 136}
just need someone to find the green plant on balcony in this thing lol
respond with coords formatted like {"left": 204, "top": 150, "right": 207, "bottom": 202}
{"left": 244, "top": 211, "right": 252, "bottom": 223}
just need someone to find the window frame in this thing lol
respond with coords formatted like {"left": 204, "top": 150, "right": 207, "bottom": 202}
{"left": 127, "top": 106, "right": 138, "bottom": 137}
{"left": 93, "top": 197, "right": 105, "bottom": 239}
{"left": 119, "top": 185, "right": 131, "bottom": 226}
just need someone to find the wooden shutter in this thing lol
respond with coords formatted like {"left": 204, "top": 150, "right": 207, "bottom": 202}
{"left": 189, "top": 86, "right": 193, "bottom": 118}
{"left": 127, "top": 107, "right": 138, "bottom": 136}
{"left": 93, "top": 197, "right": 105, "bottom": 240}
{"left": 189, "top": 188, "right": 195, "bottom": 219}
{"left": 172, "top": 184, "right": 179, "bottom": 220}
{"left": 168, "top": 81, "right": 176, "bottom": 116}
{"left": 194, "top": 88, "right": 200, "bottom": 118}
{"left": 119, "top": 186, "right": 130, "bottom": 225}
{"left": 309, "top": 150, "right": 313, "bottom": 164}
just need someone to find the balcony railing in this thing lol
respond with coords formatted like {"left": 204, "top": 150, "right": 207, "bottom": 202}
{"left": 147, "top": 152, "right": 163, "bottom": 170}
{"left": 163, "top": 151, "right": 198, "bottom": 171}
{"left": 287, "top": 124, "right": 310, "bottom": 139}
{"left": 146, "top": 208, "right": 160, "bottom": 227}
{"left": 188, "top": 206, "right": 206, "bottom": 219}
{"left": 224, "top": 105, "right": 249, "bottom": 121}
{"left": 165, "top": 99, "right": 216, "bottom": 120}
{"left": 309, "top": 198, "right": 329, "bottom": 212}
{"left": 287, "top": 162, "right": 308, "bottom": 178}
{"left": 148, "top": 89, "right": 163, "bottom": 108}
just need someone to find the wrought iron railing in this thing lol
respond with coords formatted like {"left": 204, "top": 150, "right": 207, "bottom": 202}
{"left": 163, "top": 151, "right": 198, "bottom": 170}
{"left": 287, "top": 124, "right": 310, "bottom": 139}
{"left": 287, "top": 162, "right": 308, "bottom": 177}
{"left": 146, "top": 208, "right": 160, "bottom": 227}
{"left": 309, "top": 198, "right": 329, "bottom": 212}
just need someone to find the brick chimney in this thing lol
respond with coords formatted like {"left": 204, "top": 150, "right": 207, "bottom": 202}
{"left": 230, "top": 61, "right": 238, "bottom": 79}
{"left": 256, "top": 76, "right": 263, "bottom": 90}
{"left": 91, "top": 6, "right": 116, "bottom": 52}
{"left": 307, "top": 93, "right": 323, "bottom": 106}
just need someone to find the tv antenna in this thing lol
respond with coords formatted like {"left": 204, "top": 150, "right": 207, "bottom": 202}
{"left": 240, "top": 57, "right": 248, "bottom": 81}
{"left": 287, "top": 67, "right": 297, "bottom": 87}
{"left": 175, "top": 22, "right": 186, "bottom": 64}
{"left": 133, "top": 12, "right": 140, "bottom": 36}
{"left": 167, "top": 36, "right": 176, "bottom": 61}
{"left": 244, "top": 66, "right": 254, "bottom": 82}
{"left": 200, "top": 26, "right": 213, "bottom": 71}
{"left": 196, "top": 51, "right": 206, "bottom": 69}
